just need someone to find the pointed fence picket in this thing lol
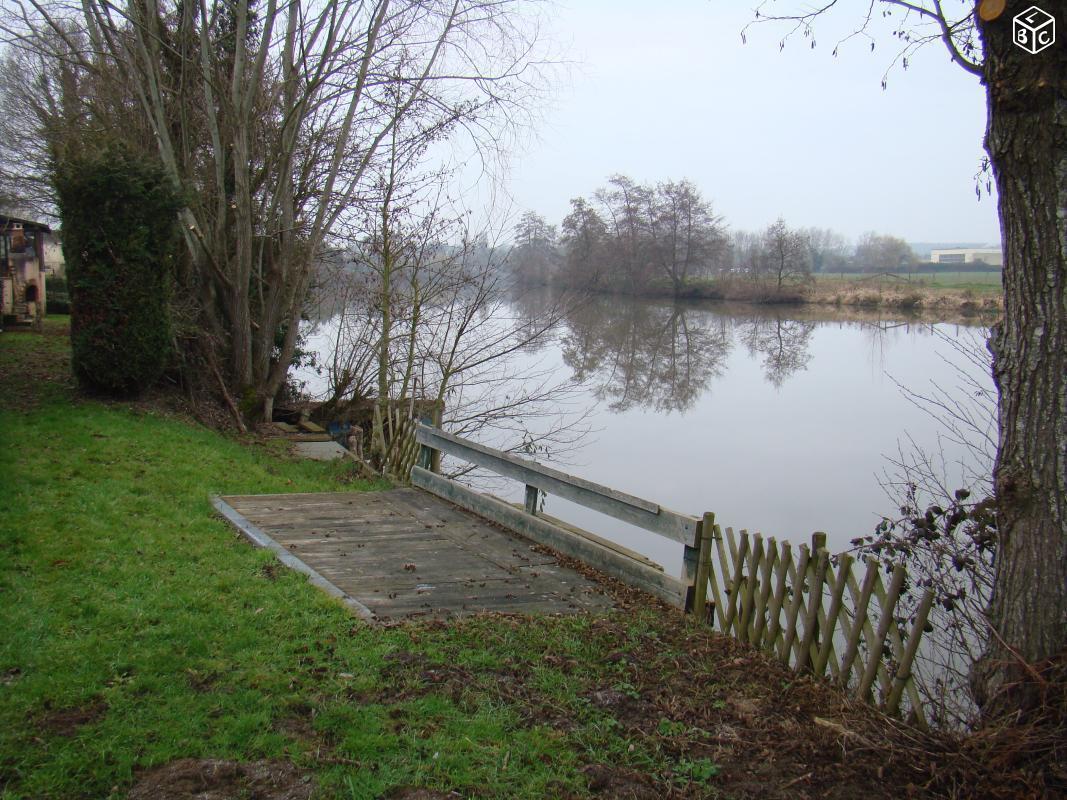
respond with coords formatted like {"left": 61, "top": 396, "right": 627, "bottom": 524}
{"left": 692, "top": 518, "right": 934, "bottom": 728}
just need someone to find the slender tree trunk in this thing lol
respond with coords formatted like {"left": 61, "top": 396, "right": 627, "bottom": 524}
{"left": 374, "top": 200, "right": 393, "bottom": 463}
{"left": 973, "top": 5, "right": 1067, "bottom": 718}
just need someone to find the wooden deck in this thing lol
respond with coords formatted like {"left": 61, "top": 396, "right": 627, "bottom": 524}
{"left": 217, "top": 489, "right": 614, "bottom": 621}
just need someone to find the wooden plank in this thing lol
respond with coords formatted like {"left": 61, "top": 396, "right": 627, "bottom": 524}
{"left": 387, "top": 492, "right": 560, "bottom": 568}
{"left": 711, "top": 526, "right": 733, "bottom": 629}
{"left": 739, "top": 533, "right": 763, "bottom": 644}
{"left": 212, "top": 496, "right": 375, "bottom": 621}
{"left": 869, "top": 565, "right": 923, "bottom": 710}
{"left": 813, "top": 553, "right": 853, "bottom": 677}
{"left": 411, "top": 466, "right": 687, "bottom": 608}
{"left": 839, "top": 558, "right": 880, "bottom": 687}
{"left": 220, "top": 489, "right": 618, "bottom": 620}
{"left": 861, "top": 570, "right": 895, "bottom": 700}
{"left": 884, "top": 587, "right": 934, "bottom": 719}
{"left": 724, "top": 527, "right": 739, "bottom": 575}
{"left": 705, "top": 524, "right": 728, "bottom": 630}
{"left": 763, "top": 541, "right": 792, "bottom": 654}
{"left": 524, "top": 485, "right": 540, "bottom": 516}
{"left": 505, "top": 505, "right": 663, "bottom": 570}
{"left": 856, "top": 564, "right": 906, "bottom": 703}
{"left": 750, "top": 537, "right": 777, "bottom": 649}
{"left": 415, "top": 426, "right": 699, "bottom": 547}
{"left": 721, "top": 532, "right": 750, "bottom": 636}
{"left": 779, "top": 545, "right": 810, "bottom": 666}
{"left": 692, "top": 513, "right": 715, "bottom": 621}
{"left": 796, "top": 549, "right": 829, "bottom": 672}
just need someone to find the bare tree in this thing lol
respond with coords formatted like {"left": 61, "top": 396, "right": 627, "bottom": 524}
{"left": 749, "top": 0, "right": 1067, "bottom": 721}
{"left": 855, "top": 231, "right": 917, "bottom": 273}
{"left": 644, "top": 178, "right": 728, "bottom": 293}
{"left": 561, "top": 297, "right": 732, "bottom": 412}
{"left": 738, "top": 312, "right": 815, "bottom": 387}
{"left": 760, "top": 217, "right": 812, "bottom": 291}
{"left": 802, "top": 226, "right": 852, "bottom": 273}
{"left": 559, "top": 196, "right": 607, "bottom": 288}
{"left": 2, "top": 0, "right": 552, "bottom": 423}
{"left": 312, "top": 189, "right": 589, "bottom": 475}
{"left": 562, "top": 176, "right": 726, "bottom": 294}
{"left": 593, "top": 174, "right": 652, "bottom": 289}
{"left": 510, "top": 210, "right": 558, "bottom": 286}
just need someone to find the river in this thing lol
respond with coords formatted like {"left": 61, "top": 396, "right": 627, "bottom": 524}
{"left": 299, "top": 290, "right": 995, "bottom": 578}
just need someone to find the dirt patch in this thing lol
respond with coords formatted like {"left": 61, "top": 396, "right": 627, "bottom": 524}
{"left": 260, "top": 562, "right": 280, "bottom": 581}
{"left": 0, "top": 334, "right": 74, "bottom": 410}
{"left": 127, "top": 759, "right": 313, "bottom": 800}
{"left": 273, "top": 701, "right": 320, "bottom": 745}
{"left": 580, "top": 764, "right": 659, "bottom": 799}
{"left": 39, "top": 699, "right": 107, "bottom": 737}
{"left": 184, "top": 669, "right": 219, "bottom": 693}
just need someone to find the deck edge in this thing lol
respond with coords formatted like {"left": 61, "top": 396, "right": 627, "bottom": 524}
{"left": 211, "top": 495, "right": 377, "bottom": 622}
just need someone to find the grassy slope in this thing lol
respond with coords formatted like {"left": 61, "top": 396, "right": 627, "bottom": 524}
{"left": 0, "top": 322, "right": 704, "bottom": 799}
{"left": 2, "top": 319, "right": 982, "bottom": 800}
{"left": 0, "top": 323, "right": 600, "bottom": 799}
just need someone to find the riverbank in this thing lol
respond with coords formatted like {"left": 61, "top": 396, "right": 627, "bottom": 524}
{"left": 0, "top": 319, "right": 1048, "bottom": 799}
{"left": 563, "top": 274, "right": 1002, "bottom": 320}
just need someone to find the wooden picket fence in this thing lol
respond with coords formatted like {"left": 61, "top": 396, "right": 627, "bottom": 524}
{"left": 380, "top": 404, "right": 422, "bottom": 480}
{"left": 691, "top": 515, "right": 935, "bottom": 727}
{"left": 402, "top": 424, "right": 935, "bottom": 727}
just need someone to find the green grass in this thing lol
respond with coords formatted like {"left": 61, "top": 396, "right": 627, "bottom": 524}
{"left": 816, "top": 271, "right": 1002, "bottom": 293}
{"left": 0, "top": 319, "right": 737, "bottom": 799}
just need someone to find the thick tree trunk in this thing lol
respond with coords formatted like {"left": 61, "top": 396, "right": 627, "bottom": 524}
{"left": 974, "top": 4, "right": 1067, "bottom": 718}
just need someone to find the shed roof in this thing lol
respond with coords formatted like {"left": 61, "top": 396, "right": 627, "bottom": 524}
{"left": 0, "top": 214, "right": 52, "bottom": 233}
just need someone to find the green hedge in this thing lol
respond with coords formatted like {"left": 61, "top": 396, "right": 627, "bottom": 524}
{"left": 54, "top": 146, "right": 181, "bottom": 395}
{"left": 45, "top": 275, "right": 69, "bottom": 314}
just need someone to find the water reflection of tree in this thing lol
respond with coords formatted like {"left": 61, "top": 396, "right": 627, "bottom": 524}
{"left": 738, "top": 314, "right": 815, "bottom": 388}
{"left": 561, "top": 298, "right": 731, "bottom": 412}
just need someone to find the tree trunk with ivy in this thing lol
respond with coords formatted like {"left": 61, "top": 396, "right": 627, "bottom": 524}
{"left": 973, "top": 4, "right": 1067, "bottom": 718}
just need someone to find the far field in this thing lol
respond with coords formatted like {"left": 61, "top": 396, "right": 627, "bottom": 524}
{"left": 816, "top": 271, "right": 1002, "bottom": 294}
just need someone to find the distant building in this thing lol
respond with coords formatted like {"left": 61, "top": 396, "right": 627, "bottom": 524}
{"left": 43, "top": 231, "right": 65, "bottom": 277}
{"left": 1, "top": 214, "right": 51, "bottom": 327}
{"left": 929, "top": 247, "right": 1003, "bottom": 267}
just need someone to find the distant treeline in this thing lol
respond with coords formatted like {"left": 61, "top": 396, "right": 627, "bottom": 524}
{"left": 507, "top": 175, "right": 999, "bottom": 297}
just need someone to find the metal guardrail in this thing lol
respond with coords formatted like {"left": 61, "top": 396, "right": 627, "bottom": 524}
{"left": 414, "top": 424, "right": 700, "bottom": 546}
{"left": 408, "top": 424, "right": 932, "bottom": 726}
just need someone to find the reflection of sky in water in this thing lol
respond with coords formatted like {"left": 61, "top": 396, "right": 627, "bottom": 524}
{"left": 297, "top": 301, "right": 992, "bottom": 578}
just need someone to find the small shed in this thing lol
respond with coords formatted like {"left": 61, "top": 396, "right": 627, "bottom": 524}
{"left": 1, "top": 214, "right": 51, "bottom": 327}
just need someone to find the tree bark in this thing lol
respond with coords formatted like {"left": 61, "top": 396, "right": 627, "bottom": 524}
{"left": 974, "top": 3, "right": 1067, "bottom": 718}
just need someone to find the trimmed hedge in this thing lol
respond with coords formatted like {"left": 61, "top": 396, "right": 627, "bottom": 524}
{"left": 54, "top": 146, "right": 182, "bottom": 395}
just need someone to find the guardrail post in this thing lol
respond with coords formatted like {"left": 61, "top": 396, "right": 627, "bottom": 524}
{"left": 691, "top": 512, "right": 715, "bottom": 624}
{"left": 681, "top": 514, "right": 711, "bottom": 613}
{"left": 417, "top": 444, "right": 434, "bottom": 471}
{"left": 809, "top": 531, "right": 827, "bottom": 649}
{"left": 429, "top": 406, "right": 443, "bottom": 473}
{"left": 524, "top": 485, "right": 540, "bottom": 516}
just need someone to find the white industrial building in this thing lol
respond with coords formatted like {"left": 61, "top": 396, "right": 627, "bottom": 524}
{"left": 929, "top": 247, "right": 1003, "bottom": 267}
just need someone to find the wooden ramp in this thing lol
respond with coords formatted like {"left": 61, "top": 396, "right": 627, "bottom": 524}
{"left": 216, "top": 489, "right": 614, "bottom": 621}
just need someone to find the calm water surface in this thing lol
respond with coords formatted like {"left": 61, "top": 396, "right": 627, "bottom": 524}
{"left": 301, "top": 292, "right": 994, "bottom": 577}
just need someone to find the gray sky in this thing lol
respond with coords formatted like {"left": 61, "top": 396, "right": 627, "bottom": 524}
{"left": 505, "top": 1, "right": 1000, "bottom": 244}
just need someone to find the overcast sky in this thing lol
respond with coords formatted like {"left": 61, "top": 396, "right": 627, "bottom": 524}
{"left": 501, "top": 1, "right": 1000, "bottom": 245}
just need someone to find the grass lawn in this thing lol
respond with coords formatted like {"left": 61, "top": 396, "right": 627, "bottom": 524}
{"left": 815, "top": 271, "right": 1002, "bottom": 294}
{"left": 0, "top": 318, "right": 1001, "bottom": 799}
